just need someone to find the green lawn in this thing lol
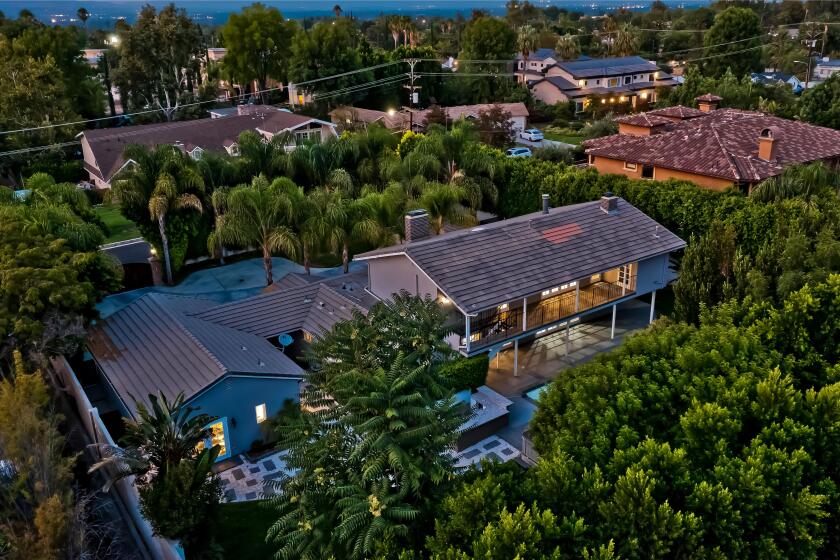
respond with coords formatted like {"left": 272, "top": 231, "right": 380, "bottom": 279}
{"left": 217, "top": 500, "right": 276, "bottom": 560}
{"left": 94, "top": 203, "right": 140, "bottom": 243}
{"left": 534, "top": 124, "right": 586, "bottom": 145}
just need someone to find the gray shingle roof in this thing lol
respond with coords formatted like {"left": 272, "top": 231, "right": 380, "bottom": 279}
{"left": 87, "top": 293, "right": 304, "bottom": 415}
{"left": 355, "top": 199, "right": 685, "bottom": 314}
{"left": 193, "top": 270, "right": 376, "bottom": 339}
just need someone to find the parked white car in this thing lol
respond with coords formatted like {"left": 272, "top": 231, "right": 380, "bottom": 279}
{"left": 519, "top": 128, "right": 544, "bottom": 142}
{"left": 506, "top": 147, "right": 532, "bottom": 158}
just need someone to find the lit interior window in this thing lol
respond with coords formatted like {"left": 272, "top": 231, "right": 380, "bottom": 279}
{"left": 541, "top": 289, "right": 551, "bottom": 296}
{"left": 469, "top": 333, "right": 480, "bottom": 342}
{"left": 498, "top": 303, "right": 509, "bottom": 311}
{"left": 255, "top": 404, "right": 267, "bottom": 424}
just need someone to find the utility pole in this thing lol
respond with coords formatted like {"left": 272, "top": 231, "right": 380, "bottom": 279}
{"left": 404, "top": 58, "right": 421, "bottom": 131}
{"left": 804, "top": 38, "right": 817, "bottom": 90}
{"left": 821, "top": 23, "right": 829, "bottom": 58}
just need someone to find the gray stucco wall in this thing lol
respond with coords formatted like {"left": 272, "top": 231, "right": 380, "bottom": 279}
{"left": 367, "top": 254, "right": 439, "bottom": 301}
{"left": 188, "top": 375, "right": 301, "bottom": 458}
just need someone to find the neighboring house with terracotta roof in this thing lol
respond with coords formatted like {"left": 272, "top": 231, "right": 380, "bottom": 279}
{"left": 530, "top": 55, "right": 677, "bottom": 111}
{"left": 329, "top": 103, "right": 529, "bottom": 133}
{"left": 355, "top": 197, "right": 685, "bottom": 373}
{"left": 80, "top": 107, "right": 337, "bottom": 188}
{"left": 583, "top": 95, "right": 840, "bottom": 191}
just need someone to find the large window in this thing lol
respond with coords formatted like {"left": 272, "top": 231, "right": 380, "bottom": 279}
{"left": 196, "top": 418, "right": 230, "bottom": 460}
{"left": 255, "top": 404, "right": 267, "bottom": 424}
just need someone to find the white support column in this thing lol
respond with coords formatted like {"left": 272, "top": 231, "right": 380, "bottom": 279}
{"left": 522, "top": 298, "right": 528, "bottom": 332}
{"left": 565, "top": 323, "right": 570, "bottom": 357}
{"left": 611, "top": 303, "right": 617, "bottom": 340}
{"left": 649, "top": 290, "right": 657, "bottom": 324}
{"left": 465, "top": 315, "right": 471, "bottom": 353}
{"left": 513, "top": 338, "right": 519, "bottom": 377}
{"left": 575, "top": 282, "right": 580, "bottom": 312}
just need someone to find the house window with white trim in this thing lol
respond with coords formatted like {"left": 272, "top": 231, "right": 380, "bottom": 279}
{"left": 255, "top": 403, "right": 267, "bottom": 424}
{"left": 624, "top": 162, "right": 637, "bottom": 171}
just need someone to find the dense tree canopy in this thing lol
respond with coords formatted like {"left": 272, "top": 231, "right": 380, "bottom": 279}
{"left": 419, "top": 276, "right": 840, "bottom": 559}
{"left": 220, "top": 3, "right": 298, "bottom": 100}
{"left": 702, "top": 7, "right": 764, "bottom": 77}
{"left": 799, "top": 74, "right": 840, "bottom": 130}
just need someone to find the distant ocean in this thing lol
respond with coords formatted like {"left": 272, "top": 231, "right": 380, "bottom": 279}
{"left": 0, "top": 1, "right": 711, "bottom": 27}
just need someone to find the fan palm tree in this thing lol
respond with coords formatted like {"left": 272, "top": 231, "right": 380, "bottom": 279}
{"left": 555, "top": 33, "right": 581, "bottom": 61}
{"left": 89, "top": 392, "right": 217, "bottom": 488}
{"left": 516, "top": 25, "right": 539, "bottom": 82}
{"left": 212, "top": 175, "right": 300, "bottom": 285}
{"left": 148, "top": 170, "right": 204, "bottom": 284}
{"left": 612, "top": 24, "right": 640, "bottom": 57}
{"left": 418, "top": 182, "right": 475, "bottom": 234}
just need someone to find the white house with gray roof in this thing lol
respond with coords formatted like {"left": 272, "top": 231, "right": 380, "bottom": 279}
{"left": 355, "top": 195, "right": 686, "bottom": 374}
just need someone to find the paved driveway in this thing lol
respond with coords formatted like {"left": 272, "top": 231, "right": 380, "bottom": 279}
{"left": 515, "top": 137, "right": 576, "bottom": 150}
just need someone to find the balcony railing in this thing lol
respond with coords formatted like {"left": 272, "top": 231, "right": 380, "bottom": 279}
{"left": 469, "top": 277, "right": 636, "bottom": 350}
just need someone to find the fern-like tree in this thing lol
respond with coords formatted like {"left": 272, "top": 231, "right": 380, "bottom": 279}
{"left": 268, "top": 294, "right": 466, "bottom": 559}
{"left": 419, "top": 182, "right": 475, "bottom": 234}
{"left": 209, "top": 175, "right": 300, "bottom": 285}
{"left": 611, "top": 24, "right": 640, "bottom": 57}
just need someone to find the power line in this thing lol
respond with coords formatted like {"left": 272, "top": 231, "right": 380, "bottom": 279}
{"left": 0, "top": 141, "right": 81, "bottom": 158}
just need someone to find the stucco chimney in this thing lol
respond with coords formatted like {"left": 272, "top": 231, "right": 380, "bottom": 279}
{"left": 405, "top": 209, "right": 430, "bottom": 242}
{"left": 758, "top": 126, "right": 780, "bottom": 162}
{"left": 695, "top": 93, "right": 722, "bottom": 112}
{"left": 600, "top": 193, "right": 619, "bottom": 215}
{"left": 542, "top": 194, "right": 550, "bottom": 214}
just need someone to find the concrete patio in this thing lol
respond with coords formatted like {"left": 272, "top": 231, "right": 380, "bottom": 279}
{"left": 486, "top": 299, "right": 651, "bottom": 397}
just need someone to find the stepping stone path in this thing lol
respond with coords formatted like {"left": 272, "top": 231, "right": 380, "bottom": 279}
{"left": 452, "top": 436, "right": 520, "bottom": 469}
{"left": 217, "top": 450, "right": 294, "bottom": 502}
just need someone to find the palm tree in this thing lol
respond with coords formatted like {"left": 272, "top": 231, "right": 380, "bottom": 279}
{"left": 387, "top": 16, "right": 401, "bottom": 49}
{"left": 89, "top": 392, "right": 217, "bottom": 488}
{"left": 333, "top": 4, "right": 342, "bottom": 18}
{"left": 555, "top": 33, "right": 581, "bottom": 61}
{"left": 149, "top": 171, "right": 203, "bottom": 284}
{"left": 516, "top": 25, "right": 539, "bottom": 82}
{"left": 418, "top": 182, "right": 475, "bottom": 234}
{"left": 235, "top": 130, "right": 286, "bottom": 181}
{"left": 612, "top": 24, "right": 640, "bottom": 57}
{"left": 751, "top": 162, "right": 840, "bottom": 202}
{"left": 77, "top": 7, "right": 89, "bottom": 31}
{"left": 212, "top": 175, "right": 300, "bottom": 285}
{"left": 113, "top": 145, "right": 204, "bottom": 285}
{"left": 301, "top": 188, "right": 347, "bottom": 273}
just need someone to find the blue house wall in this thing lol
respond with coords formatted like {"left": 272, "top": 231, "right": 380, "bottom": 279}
{"left": 635, "top": 252, "right": 674, "bottom": 294}
{"left": 187, "top": 376, "right": 302, "bottom": 458}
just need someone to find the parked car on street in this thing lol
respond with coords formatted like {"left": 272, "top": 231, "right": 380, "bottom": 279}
{"left": 506, "top": 147, "right": 532, "bottom": 157}
{"left": 519, "top": 128, "right": 544, "bottom": 142}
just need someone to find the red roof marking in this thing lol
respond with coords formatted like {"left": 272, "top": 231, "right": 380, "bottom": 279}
{"left": 542, "top": 223, "right": 583, "bottom": 244}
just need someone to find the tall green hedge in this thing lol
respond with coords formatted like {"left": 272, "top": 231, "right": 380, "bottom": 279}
{"left": 440, "top": 354, "right": 490, "bottom": 393}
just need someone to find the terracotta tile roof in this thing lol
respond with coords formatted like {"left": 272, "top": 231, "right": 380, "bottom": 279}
{"left": 584, "top": 108, "right": 840, "bottom": 183}
{"left": 330, "top": 103, "right": 529, "bottom": 131}
{"left": 419, "top": 102, "right": 530, "bottom": 122}
{"left": 82, "top": 109, "right": 324, "bottom": 182}
{"left": 615, "top": 113, "right": 674, "bottom": 127}
{"left": 646, "top": 105, "right": 707, "bottom": 120}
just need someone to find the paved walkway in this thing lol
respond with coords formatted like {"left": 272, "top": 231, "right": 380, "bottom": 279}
{"left": 485, "top": 299, "right": 650, "bottom": 397}
{"left": 217, "top": 450, "right": 293, "bottom": 502}
{"left": 98, "top": 258, "right": 365, "bottom": 317}
{"left": 452, "top": 435, "right": 520, "bottom": 469}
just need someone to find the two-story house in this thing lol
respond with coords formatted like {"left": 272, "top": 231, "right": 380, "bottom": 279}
{"left": 814, "top": 57, "right": 840, "bottom": 81}
{"left": 355, "top": 196, "right": 685, "bottom": 375}
{"left": 529, "top": 55, "right": 677, "bottom": 111}
{"left": 515, "top": 48, "right": 560, "bottom": 83}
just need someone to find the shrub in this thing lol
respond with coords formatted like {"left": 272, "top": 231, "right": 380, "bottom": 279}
{"left": 441, "top": 354, "right": 490, "bottom": 392}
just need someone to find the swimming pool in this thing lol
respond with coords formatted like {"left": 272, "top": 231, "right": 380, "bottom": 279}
{"left": 524, "top": 384, "right": 548, "bottom": 402}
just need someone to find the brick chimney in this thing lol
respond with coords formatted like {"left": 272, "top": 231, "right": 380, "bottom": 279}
{"left": 695, "top": 93, "right": 722, "bottom": 112}
{"left": 600, "top": 193, "right": 619, "bottom": 215}
{"left": 405, "top": 209, "right": 430, "bottom": 242}
{"left": 758, "top": 126, "right": 780, "bottom": 161}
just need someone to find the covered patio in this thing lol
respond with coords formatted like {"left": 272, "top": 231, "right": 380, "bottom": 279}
{"left": 485, "top": 299, "right": 651, "bottom": 397}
